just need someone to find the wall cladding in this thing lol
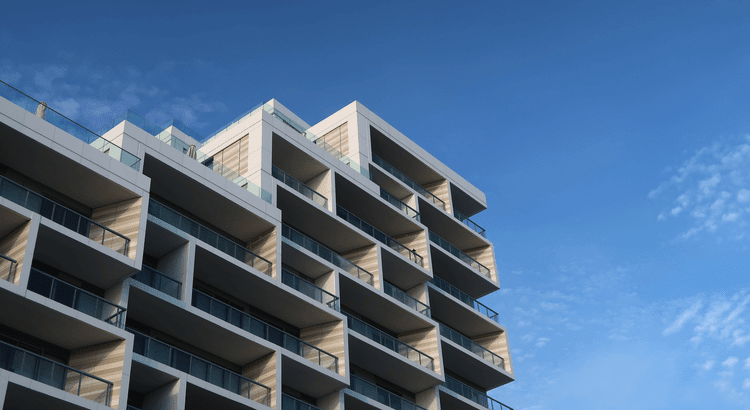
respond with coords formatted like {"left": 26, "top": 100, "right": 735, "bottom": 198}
{"left": 247, "top": 227, "right": 277, "bottom": 279}
{"left": 341, "top": 245, "right": 380, "bottom": 289}
{"left": 398, "top": 327, "right": 441, "bottom": 375}
{"left": 67, "top": 339, "right": 126, "bottom": 408}
{"left": 320, "top": 122, "right": 349, "bottom": 158}
{"left": 0, "top": 221, "right": 30, "bottom": 284}
{"left": 242, "top": 352, "right": 277, "bottom": 407}
{"left": 301, "top": 320, "right": 346, "bottom": 377}
{"left": 92, "top": 197, "right": 142, "bottom": 259}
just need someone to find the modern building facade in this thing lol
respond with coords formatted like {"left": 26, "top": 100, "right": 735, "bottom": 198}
{"left": 0, "top": 79, "right": 514, "bottom": 410}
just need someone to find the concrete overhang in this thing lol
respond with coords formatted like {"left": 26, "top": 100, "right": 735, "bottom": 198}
{"left": 440, "top": 337, "right": 513, "bottom": 390}
{"left": 418, "top": 198, "right": 489, "bottom": 251}
{"left": 427, "top": 285, "right": 503, "bottom": 337}
{"left": 281, "top": 352, "right": 347, "bottom": 398}
{"left": 429, "top": 246, "right": 498, "bottom": 299}
{"left": 0, "top": 201, "right": 30, "bottom": 238}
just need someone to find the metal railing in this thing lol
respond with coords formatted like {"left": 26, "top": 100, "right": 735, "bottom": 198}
{"left": 454, "top": 210, "right": 486, "bottom": 237}
{"left": 27, "top": 268, "right": 126, "bottom": 328}
{"left": 272, "top": 166, "right": 328, "bottom": 208}
{"left": 429, "top": 276, "right": 498, "bottom": 322}
{"left": 281, "top": 224, "right": 374, "bottom": 287}
{"left": 380, "top": 188, "right": 420, "bottom": 221}
{"left": 439, "top": 324, "right": 505, "bottom": 369}
{"left": 383, "top": 282, "right": 430, "bottom": 317}
{"left": 428, "top": 231, "right": 491, "bottom": 279}
{"left": 98, "top": 110, "right": 164, "bottom": 136}
{"left": 348, "top": 375, "right": 428, "bottom": 410}
{"left": 371, "top": 155, "right": 445, "bottom": 211}
{"left": 281, "top": 269, "right": 339, "bottom": 311}
{"left": 191, "top": 289, "right": 338, "bottom": 372}
{"left": 336, "top": 206, "right": 423, "bottom": 267}
{"left": 148, "top": 200, "right": 272, "bottom": 276}
{"left": 131, "top": 266, "right": 182, "bottom": 299}
{"left": 0, "top": 176, "right": 131, "bottom": 256}
{"left": 127, "top": 328, "right": 271, "bottom": 405}
{"left": 283, "top": 394, "right": 326, "bottom": 410}
{"left": 342, "top": 312, "right": 433, "bottom": 370}
{"left": 162, "top": 118, "right": 203, "bottom": 141}
{"left": 0, "top": 339, "right": 113, "bottom": 405}
{"left": 202, "top": 158, "right": 273, "bottom": 204}
{"left": 127, "top": 406, "right": 142, "bottom": 410}
{"left": 202, "top": 102, "right": 264, "bottom": 145}
{"left": 0, "top": 253, "right": 17, "bottom": 284}
{"left": 0, "top": 80, "right": 141, "bottom": 171}
{"left": 443, "top": 375, "right": 513, "bottom": 410}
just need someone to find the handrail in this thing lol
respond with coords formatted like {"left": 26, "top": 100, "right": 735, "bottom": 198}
{"left": 191, "top": 289, "right": 338, "bottom": 373}
{"left": 283, "top": 394, "right": 327, "bottom": 410}
{"left": 0, "top": 176, "right": 131, "bottom": 256}
{"left": 0, "top": 339, "right": 113, "bottom": 405}
{"left": 342, "top": 312, "right": 434, "bottom": 370}
{"left": 439, "top": 323, "right": 505, "bottom": 369}
{"left": 127, "top": 327, "right": 271, "bottom": 405}
{"left": 281, "top": 224, "right": 374, "bottom": 287}
{"left": 0, "top": 80, "right": 141, "bottom": 171}
{"left": 379, "top": 188, "right": 420, "bottom": 222}
{"left": 371, "top": 154, "right": 445, "bottom": 211}
{"left": 131, "top": 266, "right": 182, "bottom": 299}
{"left": 383, "top": 282, "right": 430, "bottom": 318}
{"left": 202, "top": 159, "right": 273, "bottom": 203}
{"left": 0, "top": 253, "right": 17, "bottom": 284}
{"left": 429, "top": 276, "right": 498, "bottom": 322}
{"left": 348, "top": 375, "right": 428, "bottom": 410}
{"left": 202, "top": 102, "right": 264, "bottom": 145}
{"left": 28, "top": 268, "right": 126, "bottom": 328}
{"left": 336, "top": 205, "right": 423, "bottom": 267}
{"left": 443, "top": 375, "right": 514, "bottom": 410}
{"left": 162, "top": 118, "right": 203, "bottom": 141}
{"left": 272, "top": 166, "right": 328, "bottom": 208}
{"left": 428, "top": 231, "right": 491, "bottom": 279}
{"left": 281, "top": 269, "right": 339, "bottom": 311}
{"left": 454, "top": 210, "right": 486, "bottom": 237}
{"left": 148, "top": 200, "right": 272, "bottom": 276}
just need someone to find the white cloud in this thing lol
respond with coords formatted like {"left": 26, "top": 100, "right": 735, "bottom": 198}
{"left": 663, "top": 300, "right": 703, "bottom": 336}
{"left": 703, "top": 360, "right": 716, "bottom": 370}
{"left": 744, "top": 379, "right": 750, "bottom": 390}
{"left": 536, "top": 337, "right": 550, "bottom": 347}
{"left": 723, "top": 357, "right": 739, "bottom": 368}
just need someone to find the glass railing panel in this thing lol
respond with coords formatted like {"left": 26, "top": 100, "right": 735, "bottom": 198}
{"left": 147, "top": 200, "right": 272, "bottom": 276}
{"left": 191, "top": 289, "right": 338, "bottom": 373}
{"left": 162, "top": 118, "right": 203, "bottom": 141}
{"left": 443, "top": 375, "right": 513, "bottom": 410}
{"left": 0, "top": 253, "right": 17, "bottom": 284}
{"left": 336, "top": 206, "right": 423, "bottom": 267}
{"left": 379, "top": 188, "right": 420, "bottom": 222}
{"left": 0, "top": 340, "right": 113, "bottom": 405}
{"left": 429, "top": 276, "right": 499, "bottom": 322}
{"left": 428, "top": 231, "right": 491, "bottom": 279}
{"left": 342, "top": 312, "right": 433, "bottom": 370}
{"left": 439, "top": 324, "right": 505, "bottom": 369}
{"left": 283, "top": 394, "right": 326, "bottom": 410}
{"left": 383, "top": 282, "right": 430, "bottom": 317}
{"left": 127, "top": 328, "right": 271, "bottom": 405}
{"left": 371, "top": 155, "right": 445, "bottom": 211}
{"left": 348, "top": 375, "right": 428, "bottom": 410}
{"left": 272, "top": 166, "right": 328, "bottom": 208}
{"left": 281, "top": 224, "right": 374, "bottom": 287}
{"left": 27, "top": 268, "right": 126, "bottom": 328}
{"left": 281, "top": 269, "right": 339, "bottom": 311}
{"left": 0, "top": 176, "right": 131, "bottom": 255}
{"left": 203, "top": 103, "right": 264, "bottom": 146}
{"left": 0, "top": 80, "right": 141, "bottom": 171}
{"left": 454, "top": 210, "right": 486, "bottom": 237}
{"left": 131, "top": 266, "right": 182, "bottom": 299}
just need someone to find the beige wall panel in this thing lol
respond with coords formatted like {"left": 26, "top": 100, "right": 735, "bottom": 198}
{"left": 91, "top": 197, "right": 142, "bottom": 260}
{"left": 0, "top": 221, "right": 30, "bottom": 284}
{"left": 393, "top": 231, "right": 430, "bottom": 272}
{"left": 67, "top": 339, "right": 126, "bottom": 408}
{"left": 247, "top": 227, "right": 277, "bottom": 279}
{"left": 300, "top": 320, "right": 346, "bottom": 377}
{"left": 142, "top": 379, "right": 180, "bottom": 410}
{"left": 321, "top": 122, "right": 349, "bottom": 157}
{"left": 305, "top": 169, "right": 332, "bottom": 210}
{"left": 242, "top": 352, "right": 277, "bottom": 408}
{"left": 463, "top": 244, "right": 497, "bottom": 281}
{"left": 472, "top": 331, "right": 513, "bottom": 374}
{"left": 415, "top": 387, "right": 440, "bottom": 410}
{"left": 422, "top": 180, "right": 451, "bottom": 214}
{"left": 317, "top": 390, "right": 343, "bottom": 410}
{"left": 314, "top": 270, "right": 337, "bottom": 297}
{"left": 398, "top": 327, "right": 441, "bottom": 375}
{"left": 406, "top": 283, "right": 429, "bottom": 305}
{"left": 340, "top": 245, "right": 379, "bottom": 289}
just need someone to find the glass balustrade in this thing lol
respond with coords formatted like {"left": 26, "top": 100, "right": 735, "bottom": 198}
{"left": 131, "top": 266, "right": 182, "bottom": 299}
{"left": 283, "top": 394, "right": 326, "bottom": 410}
{"left": 454, "top": 210, "right": 486, "bottom": 237}
{"left": 281, "top": 269, "right": 339, "bottom": 311}
{"left": 379, "top": 188, "right": 420, "bottom": 221}
{"left": 348, "top": 375, "right": 428, "bottom": 410}
{"left": 428, "top": 231, "right": 491, "bottom": 279}
{"left": 272, "top": 166, "right": 328, "bottom": 208}
{"left": 443, "top": 375, "right": 513, "bottom": 410}
{"left": 0, "top": 253, "right": 17, "bottom": 284}
{"left": 439, "top": 324, "right": 505, "bottom": 369}
{"left": 383, "top": 282, "right": 430, "bottom": 317}
{"left": 371, "top": 155, "right": 445, "bottom": 211}
{"left": 429, "top": 276, "right": 498, "bottom": 322}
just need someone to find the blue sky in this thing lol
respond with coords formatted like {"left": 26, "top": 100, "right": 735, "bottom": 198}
{"left": 3, "top": 0, "right": 750, "bottom": 408}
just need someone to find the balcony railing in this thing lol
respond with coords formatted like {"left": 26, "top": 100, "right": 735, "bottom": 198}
{"left": 281, "top": 269, "right": 339, "bottom": 311}
{"left": 443, "top": 375, "right": 513, "bottom": 410}
{"left": 439, "top": 324, "right": 505, "bottom": 369}
{"left": 272, "top": 166, "right": 328, "bottom": 208}
{"left": 371, "top": 155, "right": 445, "bottom": 211}
{"left": 454, "top": 210, "right": 486, "bottom": 237}
{"left": 27, "top": 268, "right": 126, "bottom": 328}
{"left": 0, "top": 80, "right": 141, "bottom": 171}
{"left": 192, "top": 289, "right": 338, "bottom": 373}
{"left": 0, "top": 340, "right": 113, "bottom": 405}
{"left": 336, "top": 206, "right": 423, "bottom": 267}
{"left": 383, "top": 282, "right": 430, "bottom": 318}
{"left": 148, "top": 200, "right": 272, "bottom": 276}
{"left": 0, "top": 176, "right": 131, "bottom": 256}
{"left": 348, "top": 375, "right": 428, "bottom": 410}
{"left": 0, "top": 253, "right": 17, "bottom": 284}
{"left": 128, "top": 328, "right": 271, "bottom": 405}
{"left": 131, "top": 266, "right": 182, "bottom": 299}
{"left": 201, "top": 158, "right": 273, "bottom": 204}
{"left": 342, "top": 312, "right": 433, "bottom": 371}
{"left": 428, "top": 231, "right": 491, "bottom": 279}
{"left": 281, "top": 224, "right": 374, "bottom": 287}
{"left": 429, "top": 276, "right": 498, "bottom": 322}
{"left": 380, "top": 188, "right": 420, "bottom": 222}
{"left": 283, "top": 394, "right": 325, "bottom": 410}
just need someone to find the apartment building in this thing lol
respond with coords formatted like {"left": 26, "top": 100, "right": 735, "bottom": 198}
{"left": 0, "top": 79, "right": 514, "bottom": 410}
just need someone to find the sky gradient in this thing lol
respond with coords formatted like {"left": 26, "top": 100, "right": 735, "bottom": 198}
{"left": 2, "top": 1, "right": 750, "bottom": 408}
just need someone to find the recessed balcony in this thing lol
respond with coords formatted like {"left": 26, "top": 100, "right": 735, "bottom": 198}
{"left": 440, "top": 376, "right": 513, "bottom": 410}
{"left": 371, "top": 154, "right": 446, "bottom": 211}
{"left": 273, "top": 166, "right": 328, "bottom": 209}
{"left": 345, "top": 375, "right": 427, "bottom": 410}
{"left": 131, "top": 265, "right": 182, "bottom": 300}
{"left": 429, "top": 232, "right": 489, "bottom": 279}
{"left": 281, "top": 269, "right": 339, "bottom": 311}
{"left": 439, "top": 324, "right": 512, "bottom": 390}
{"left": 383, "top": 282, "right": 430, "bottom": 318}
{"left": 0, "top": 252, "right": 18, "bottom": 284}
{"left": 427, "top": 277, "right": 502, "bottom": 337}
{"left": 379, "top": 187, "right": 420, "bottom": 222}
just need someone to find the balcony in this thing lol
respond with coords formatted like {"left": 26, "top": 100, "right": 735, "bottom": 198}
{"left": 128, "top": 328, "right": 272, "bottom": 406}
{"left": 337, "top": 205, "right": 423, "bottom": 267}
{"left": 0, "top": 339, "right": 113, "bottom": 406}
{"left": 429, "top": 276, "right": 497, "bottom": 322}
{"left": 0, "top": 253, "right": 17, "bottom": 284}
{"left": 380, "top": 187, "right": 420, "bottom": 222}
{"left": 383, "top": 282, "right": 430, "bottom": 318}
{"left": 283, "top": 394, "right": 325, "bottom": 410}
{"left": 0, "top": 176, "right": 130, "bottom": 256}
{"left": 442, "top": 376, "right": 513, "bottom": 410}
{"left": 347, "top": 375, "right": 427, "bottom": 410}
{"left": 440, "top": 324, "right": 504, "bottom": 369}
{"left": 131, "top": 265, "right": 182, "bottom": 299}
{"left": 429, "top": 231, "right": 490, "bottom": 279}
{"left": 281, "top": 269, "right": 339, "bottom": 311}
{"left": 372, "top": 154, "right": 445, "bottom": 211}
{"left": 454, "top": 210, "right": 485, "bottom": 237}
{"left": 27, "top": 268, "right": 126, "bottom": 328}
{"left": 273, "top": 166, "right": 328, "bottom": 208}
{"left": 148, "top": 199, "right": 272, "bottom": 276}
{"left": 192, "top": 289, "right": 338, "bottom": 373}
